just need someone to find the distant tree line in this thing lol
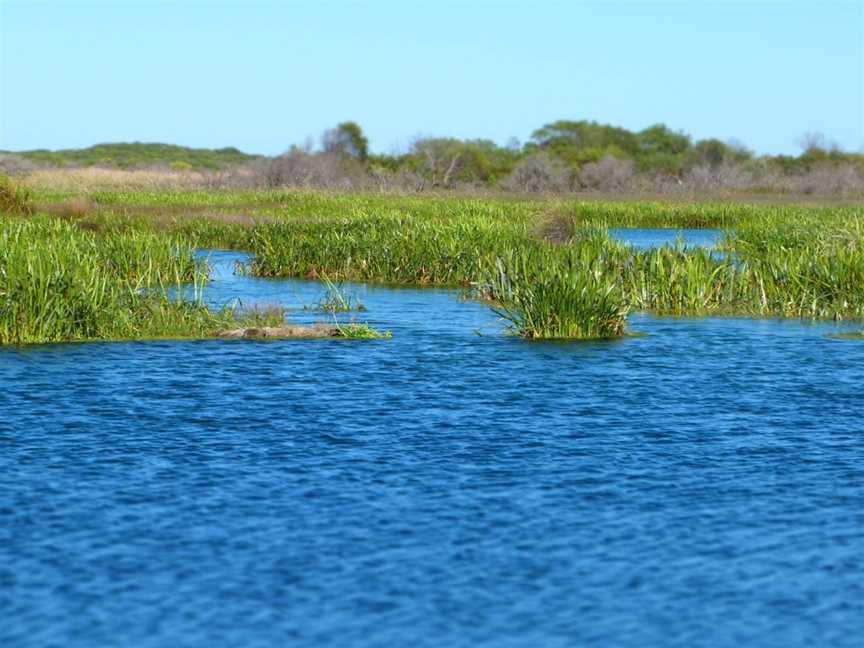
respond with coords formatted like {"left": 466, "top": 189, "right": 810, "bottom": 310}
{"left": 261, "top": 120, "right": 864, "bottom": 195}
{"left": 2, "top": 120, "right": 862, "bottom": 195}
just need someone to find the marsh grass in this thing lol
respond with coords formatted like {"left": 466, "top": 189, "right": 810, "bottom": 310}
{"left": 247, "top": 215, "right": 529, "bottom": 286}
{"left": 334, "top": 322, "right": 392, "bottom": 339}
{"left": 228, "top": 304, "right": 287, "bottom": 327}
{"left": 242, "top": 203, "right": 864, "bottom": 332}
{"left": 8, "top": 190, "right": 864, "bottom": 343}
{"left": 309, "top": 280, "right": 385, "bottom": 339}
{"left": 480, "top": 245, "right": 629, "bottom": 339}
{"left": 724, "top": 215, "right": 864, "bottom": 318}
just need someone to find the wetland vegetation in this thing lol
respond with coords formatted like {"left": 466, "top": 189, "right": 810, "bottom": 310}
{"left": 2, "top": 174, "right": 863, "bottom": 343}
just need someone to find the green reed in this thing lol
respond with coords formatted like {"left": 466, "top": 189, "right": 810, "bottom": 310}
{"left": 0, "top": 217, "right": 277, "bottom": 344}
{"left": 247, "top": 214, "right": 530, "bottom": 286}
{"left": 725, "top": 215, "right": 864, "bottom": 319}
{"left": 479, "top": 243, "right": 629, "bottom": 339}
{"left": 334, "top": 322, "right": 392, "bottom": 340}
{"left": 305, "top": 276, "right": 366, "bottom": 313}
{"left": 239, "top": 203, "right": 864, "bottom": 334}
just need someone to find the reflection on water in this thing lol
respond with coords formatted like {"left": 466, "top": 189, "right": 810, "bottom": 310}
{"left": 1, "top": 251, "right": 862, "bottom": 648}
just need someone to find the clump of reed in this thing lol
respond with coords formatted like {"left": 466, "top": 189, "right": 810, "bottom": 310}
{"left": 621, "top": 245, "right": 746, "bottom": 315}
{"left": 228, "top": 304, "right": 288, "bottom": 327}
{"left": 478, "top": 241, "right": 629, "bottom": 340}
{"left": 0, "top": 175, "right": 35, "bottom": 215}
{"left": 721, "top": 215, "right": 864, "bottom": 319}
{"left": 167, "top": 217, "right": 257, "bottom": 250}
{"left": 559, "top": 201, "right": 856, "bottom": 230}
{"left": 242, "top": 205, "right": 864, "bottom": 331}
{"left": 303, "top": 278, "right": 385, "bottom": 338}
{"left": 334, "top": 322, "right": 392, "bottom": 339}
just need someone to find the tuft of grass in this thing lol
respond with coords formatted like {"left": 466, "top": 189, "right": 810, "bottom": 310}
{"left": 334, "top": 322, "right": 392, "bottom": 339}
{"left": 229, "top": 304, "right": 287, "bottom": 327}
{"left": 479, "top": 245, "right": 629, "bottom": 340}
{"left": 305, "top": 276, "right": 366, "bottom": 312}
{"left": 247, "top": 214, "right": 529, "bottom": 286}
{"left": 53, "top": 196, "right": 93, "bottom": 220}
{"left": 0, "top": 175, "right": 35, "bottom": 215}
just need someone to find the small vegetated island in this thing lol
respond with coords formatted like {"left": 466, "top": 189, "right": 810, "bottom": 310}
{"left": 1, "top": 120, "right": 863, "bottom": 345}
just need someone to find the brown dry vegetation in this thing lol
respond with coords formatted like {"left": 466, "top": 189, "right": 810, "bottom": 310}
{"left": 17, "top": 168, "right": 862, "bottom": 208}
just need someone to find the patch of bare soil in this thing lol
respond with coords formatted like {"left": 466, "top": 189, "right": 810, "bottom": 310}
{"left": 211, "top": 325, "right": 340, "bottom": 339}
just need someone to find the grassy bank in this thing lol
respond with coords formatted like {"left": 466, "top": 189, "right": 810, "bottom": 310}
{"left": 0, "top": 217, "right": 279, "bottom": 344}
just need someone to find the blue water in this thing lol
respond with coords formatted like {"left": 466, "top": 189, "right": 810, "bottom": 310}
{"left": 2, "top": 251, "right": 863, "bottom": 647}
{"left": 610, "top": 228, "right": 722, "bottom": 250}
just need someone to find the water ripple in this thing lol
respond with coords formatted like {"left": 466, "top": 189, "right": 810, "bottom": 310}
{"left": 1, "top": 252, "right": 862, "bottom": 647}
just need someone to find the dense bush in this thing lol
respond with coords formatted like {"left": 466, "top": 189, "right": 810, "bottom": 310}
{"left": 577, "top": 156, "right": 636, "bottom": 192}
{"left": 262, "top": 150, "right": 370, "bottom": 189}
{"left": 501, "top": 153, "right": 571, "bottom": 193}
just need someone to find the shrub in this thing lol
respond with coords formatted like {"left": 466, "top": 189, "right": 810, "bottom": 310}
{"left": 577, "top": 156, "right": 635, "bottom": 192}
{"left": 683, "top": 162, "right": 755, "bottom": 192}
{"left": 783, "top": 163, "right": 864, "bottom": 196}
{"left": 55, "top": 196, "right": 93, "bottom": 219}
{"left": 263, "top": 150, "right": 370, "bottom": 189}
{"left": 322, "top": 122, "right": 369, "bottom": 161}
{"left": 501, "top": 153, "right": 571, "bottom": 193}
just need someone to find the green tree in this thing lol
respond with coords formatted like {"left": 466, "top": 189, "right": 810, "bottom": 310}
{"left": 686, "top": 139, "right": 752, "bottom": 169}
{"left": 322, "top": 121, "right": 369, "bottom": 161}
{"left": 636, "top": 124, "right": 691, "bottom": 156}
{"left": 633, "top": 125, "right": 692, "bottom": 175}
{"left": 529, "top": 120, "right": 640, "bottom": 165}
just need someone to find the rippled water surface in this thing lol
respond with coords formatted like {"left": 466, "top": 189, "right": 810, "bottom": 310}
{"left": 2, "top": 251, "right": 863, "bottom": 647}
{"left": 610, "top": 228, "right": 722, "bottom": 250}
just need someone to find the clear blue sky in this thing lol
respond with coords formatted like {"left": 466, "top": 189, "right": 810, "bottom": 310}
{"left": 1, "top": 0, "right": 862, "bottom": 155}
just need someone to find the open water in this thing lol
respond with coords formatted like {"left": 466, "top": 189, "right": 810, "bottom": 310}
{"left": 1, "top": 248, "right": 862, "bottom": 647}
